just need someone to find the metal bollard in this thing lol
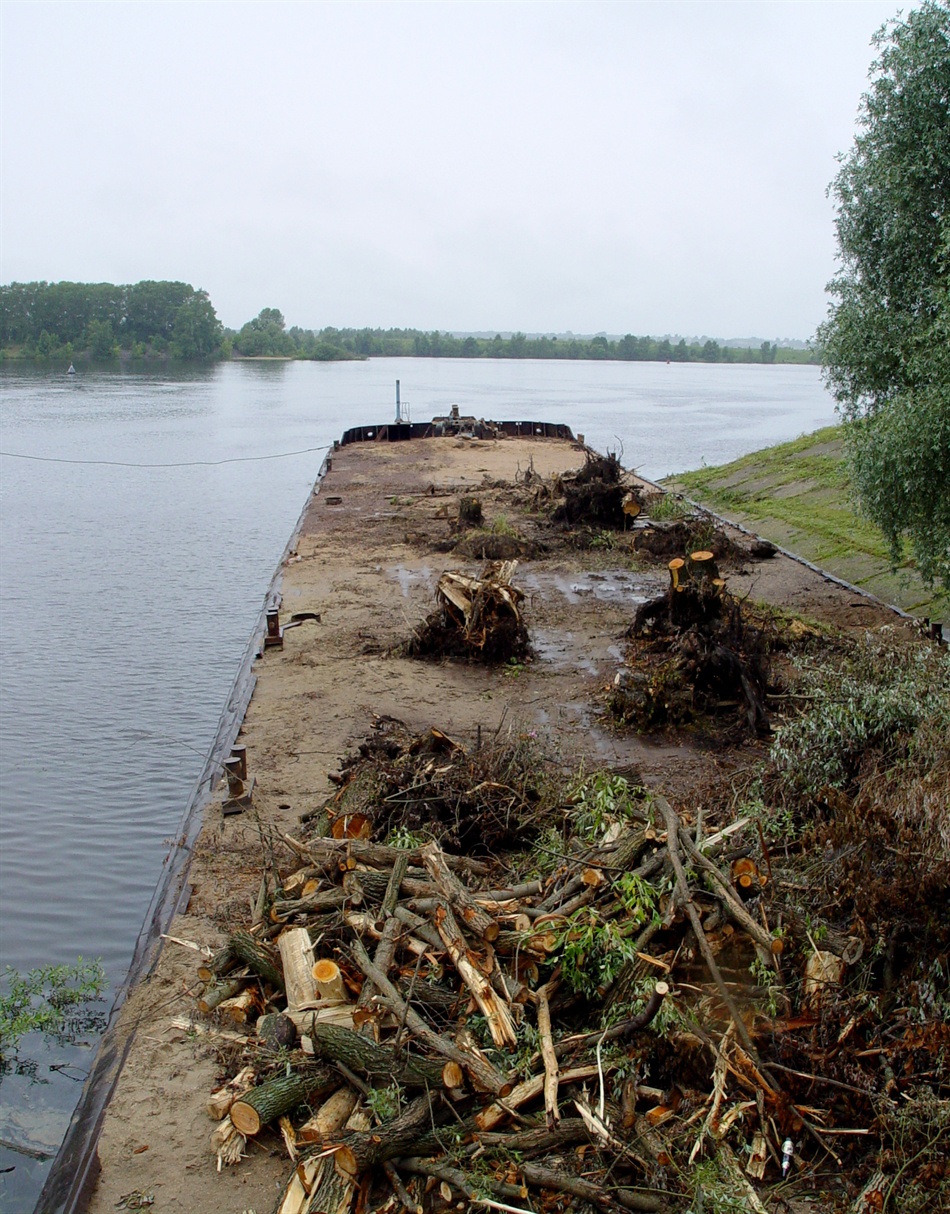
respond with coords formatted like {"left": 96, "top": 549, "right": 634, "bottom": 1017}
{"left": 224, "top": 756, "right": 245, "bottom": 800}
{"left": 264, "top": 608, "right": 283, "bottom": 649}
{"left": 230, "top": 744, "right": 247, "bottom": 782}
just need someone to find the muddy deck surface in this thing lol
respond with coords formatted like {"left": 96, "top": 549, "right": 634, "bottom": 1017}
{"left": 82, "top": 436, "right": 913, "bottom": 1214}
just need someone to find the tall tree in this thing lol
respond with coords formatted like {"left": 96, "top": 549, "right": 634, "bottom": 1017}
{"left": 818, "top": 1, "right": 950, "bottom": 586}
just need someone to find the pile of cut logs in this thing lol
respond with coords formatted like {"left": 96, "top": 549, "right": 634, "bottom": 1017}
{"left": 184, "top": 741, "right": 879, "bottom": 1214}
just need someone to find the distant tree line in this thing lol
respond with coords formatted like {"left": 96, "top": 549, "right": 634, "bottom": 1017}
{"left": 0, "top": 280, "right": 224, "bottom": 361}
{"left": 234, "top": 318, "right": 814, "bottom": 364}
{"left": 1, "top": 282, "right": 816, "bottom": 366}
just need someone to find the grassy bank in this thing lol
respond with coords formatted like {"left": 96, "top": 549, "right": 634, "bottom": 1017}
{"left": 663, "top": 425, "right": 944, "bottom": 617}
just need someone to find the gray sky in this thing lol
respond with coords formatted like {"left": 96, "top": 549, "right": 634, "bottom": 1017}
{"left": 1, "top": 0, "right": 906, "bottom": 338}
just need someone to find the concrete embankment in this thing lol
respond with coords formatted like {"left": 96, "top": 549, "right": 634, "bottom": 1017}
{"left": 664, "top": 425, "right": 944, "bottom": 622}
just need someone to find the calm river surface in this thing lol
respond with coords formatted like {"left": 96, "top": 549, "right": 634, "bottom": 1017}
{"left": 0, "top": 357, "right": 835, "bottom": 1208}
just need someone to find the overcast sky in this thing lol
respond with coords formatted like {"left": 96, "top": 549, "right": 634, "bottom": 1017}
{"left": 1, "top": 1, "right": 908, "bottom": 338}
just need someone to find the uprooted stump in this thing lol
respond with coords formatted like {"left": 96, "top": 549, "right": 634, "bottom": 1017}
{"left": 405, "top": 559, "right": 529, "bottom": 663}
{"left": 552, "top": 452, "right": 633, "bottom": 527}
{"left": 614, "top": 557, "right": 773, "bottom": 734}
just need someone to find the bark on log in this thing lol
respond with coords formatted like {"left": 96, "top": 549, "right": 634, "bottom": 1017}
{"left": 306, "top": 1022, "right": 447, "bottom": 1088}
{"left": 230, "top": 1068, "right": 336, "bottom": 1137}
{"left": 198, "top": 976, "right": 250, "bottom": 1014}
{"left": 229, "top": 929, "right": 285, "bottom": 992}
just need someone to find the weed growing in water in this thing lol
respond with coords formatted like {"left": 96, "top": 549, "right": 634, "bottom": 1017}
{"left": 0, "top": 959, "right": 106, "bottom": 1058}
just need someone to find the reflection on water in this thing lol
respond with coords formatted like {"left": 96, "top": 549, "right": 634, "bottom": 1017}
{"left": 0, "top": 357, "right": 834, "bottom": 1209}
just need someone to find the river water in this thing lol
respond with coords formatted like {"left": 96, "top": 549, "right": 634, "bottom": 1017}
{"left": 0, "top": 357, "right": 835, "bottom": 1208}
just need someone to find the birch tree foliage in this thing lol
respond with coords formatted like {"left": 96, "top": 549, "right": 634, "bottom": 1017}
{"left": 818, "top": 1, "right": 950, "bottom": 587}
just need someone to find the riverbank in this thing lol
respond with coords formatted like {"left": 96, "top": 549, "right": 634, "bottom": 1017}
{"left": 41, "top": 429, "right": 947, "bottom": 1214}
{"left": 662, "top": 426, "right": 945, "bottom": 620}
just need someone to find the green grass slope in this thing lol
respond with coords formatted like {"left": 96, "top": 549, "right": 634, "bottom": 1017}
{"left": 663, "top": 426, "right": 944, "bottom": 617}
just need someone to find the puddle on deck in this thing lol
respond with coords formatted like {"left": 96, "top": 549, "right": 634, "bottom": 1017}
{"left": 387, "top": 565, "right": 435, "bottom": 597}
{"left": 519, "top": 567, "right": 661, "bottom": 605}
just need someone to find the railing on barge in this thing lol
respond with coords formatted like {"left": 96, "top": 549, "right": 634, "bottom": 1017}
{"left": 340, "top": 419, "right": 576, "bottom": 445}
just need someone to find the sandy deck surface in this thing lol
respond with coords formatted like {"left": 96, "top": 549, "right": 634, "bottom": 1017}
{"left": 77, "top": 435, "right": 912, "bottom": 1214}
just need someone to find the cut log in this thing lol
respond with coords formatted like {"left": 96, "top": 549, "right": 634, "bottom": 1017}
{"left": 228, "top": 929, "right": 285, "bottom": 992}
{"left": 306, "top": 1022, "right": 447, "bottom": 1088}
{"left": 275, "top": 1089, "right": 361, "bottom": 1214}
{"left": 312, "top": 958, "right": 349, "bottom": 1003}
{"left": 303, "top": 1104, "right": 371, "bottom": 1214}
{"left": 207, "top": 1065, "right": 256, "bottom": 1120}
{"left": 420, "top": 840, "right": 499, "bottom": 942}
{"left": 849, "top": 1171, "right": 886, "bottom": 1214}
{"left": 197, "top": 975, "right": 249, "bottom": 1014}
{"left": 441, "top": 1060, "right": 464, "bottom": 1090}
{"left": 285, "top": 1004, "right": 357, "bottom": 1036}
{"left": 217, "top": 986, "right": 262, "bottom": 1025}
{"left": 297, "top": 1086, "right": 359, "bottom": 1145}
{"left": 688, "top": 549, "right": 718, "bottom": 580}
{"left": 324, "top": 1092, "right": 440, "bottom": 1176}
{"left": 302, "top": 836, "right": 491, "bottom": 877}
{"left": 198, "top": 942, "right": 238, "bottom": 984}
{"left": 520, "top": 1161, "right": 664, "bottom": 1212}
{"left": 258, "top": 1012, "right": 298, "bottom": 1052}
{"left": 803, "top": 950, "right": 846, "bottom": 1010}
{"left": 279, "top": 927, "right": 320, "bottom": 1012}
{"left": 431, "top": 900, "right": 517, "bottom": 1048}
{"left": 230, "top": 1068, "right": 336, "bottom": 1137}
{"left": 475, "top": 1064, "right": 601, "bottom": 1131}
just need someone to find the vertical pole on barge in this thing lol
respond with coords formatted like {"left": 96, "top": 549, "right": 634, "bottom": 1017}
{"left": 395, "top": 379, "right": 401, "bottom": 423}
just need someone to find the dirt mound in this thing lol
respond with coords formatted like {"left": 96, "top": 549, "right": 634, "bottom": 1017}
{"left": 633, "top": 517, "right": 742, "bottom": 561}
{"left": 451, "top": 529, "right": 538, "bottom": 559}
